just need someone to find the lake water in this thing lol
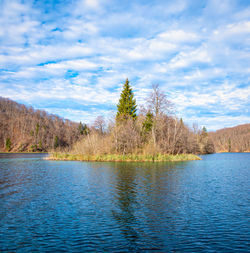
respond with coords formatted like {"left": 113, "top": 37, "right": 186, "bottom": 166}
{"left": 0, "top": 153, "right": 249, "bottom": 252}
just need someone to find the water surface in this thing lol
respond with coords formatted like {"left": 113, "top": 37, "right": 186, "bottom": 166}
{"left": 0, "top": 153, "right": 249, "bottom": 252}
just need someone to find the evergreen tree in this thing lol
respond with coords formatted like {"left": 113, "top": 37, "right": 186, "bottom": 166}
{"left": 228, "top": 138, "right": 231, "bottom": 152}
{"left": 201, "top": 126, "right": 207, "bottom": 136}
{"left": 35, "top": 123, "right": 39, "bottom": 136}
{"left": 142, "top": 111, "right": 154, "bottom": 142}
{"left": 142, "top": 111, "right": 153, "bottom": 133}
{"left": 180, "top": 118, "right": 184, "bottom": 126}
{"left": 78, "top": 122, "right": 89, "bottom": 135}
{"left": 5, "top": 138, "right": 11, "bottom": 152}
{"left": 54, "top": 136, "right": 59, "bottom": 149}
{"left": 116, "top": 79, "right": 137, "bottom": 120}
{"left": 78, "top": 122, "right": 84, "bottom": 135}
{"left": 38, "top": 140, "right": 42, "bottom": 151}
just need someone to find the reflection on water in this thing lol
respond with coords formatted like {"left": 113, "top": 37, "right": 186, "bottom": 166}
{"left": 0, "top": 153, "right": 249, "bottom": 252}
{"left": 112, "top": 164, "right": 139, "bottom": 250}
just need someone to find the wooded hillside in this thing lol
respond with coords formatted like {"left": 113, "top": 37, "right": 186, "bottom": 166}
{"left": 209, "top": 124, "right": 250, "bottom": 152}
{"left": 0, "top": 97, "right": 82, "bottom": 152}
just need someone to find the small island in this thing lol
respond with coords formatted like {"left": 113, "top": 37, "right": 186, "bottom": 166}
{"left": 48, "top": 79, "right": 212, "bottom": 162}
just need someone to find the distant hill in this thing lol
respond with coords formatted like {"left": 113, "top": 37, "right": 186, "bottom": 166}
{"left": 0, "top": 97, "right": 83, "bottom": 152}
{"left": 209, "top": 124, "right": 250, "bottom": 152}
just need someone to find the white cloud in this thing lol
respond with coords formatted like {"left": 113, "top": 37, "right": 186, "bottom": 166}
{"left": 0, "top": 0, "right": 249, "bottom": 130}
{"left": 63, "top": 20, "right": 99, "bottom": 40}
{"left": 158, "top": 30, "right": 199, "bottom": 43}
{"left": 169, "top": 47, "right": 211, "bottom": 69}
{"left": 85, "top": 0, "right": 99, "bottom": 9}
{"left": 45, "top": 59, "right": 98, "bottom": 71}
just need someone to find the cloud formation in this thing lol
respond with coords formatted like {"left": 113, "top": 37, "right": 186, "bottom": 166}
{"left": 0, "top": 0, "right": 249, "bottom": 130}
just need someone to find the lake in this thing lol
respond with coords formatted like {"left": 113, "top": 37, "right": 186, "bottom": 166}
{"left": 0, "top": 153, "right": 249, "bottom": 252}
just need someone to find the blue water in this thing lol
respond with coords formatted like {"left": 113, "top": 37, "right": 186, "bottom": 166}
{"left": 0, "top": 153, "right": 249, "bottom": 252}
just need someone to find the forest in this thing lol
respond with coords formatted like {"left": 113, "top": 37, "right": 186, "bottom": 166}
{"left": 209, "top": 124, "right": 250, "bottom": 152}
{"left": 0, "top": 97, "right": 82, "bottom": 152}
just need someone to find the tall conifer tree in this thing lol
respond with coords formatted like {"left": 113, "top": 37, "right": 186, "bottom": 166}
{"left": 116, "top": 78, "right": 137, "bottom": 120}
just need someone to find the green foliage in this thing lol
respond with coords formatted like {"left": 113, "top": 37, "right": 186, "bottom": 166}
{"left": 143, "top": 111, "right": 153, "bottom": 132}
{"left": 39, "top": 140, "right": 42, "bottom": 150}
{"left": 5, "top": 138, "right": 11, "bottom": 152}
{"left": 78, "top": 122, "right": 84, "bottom": 135}
{"left": 30, "top": 144, "right": 37, "bottom": 152}
{"left": 78, "top": 122, "right": 89, "bottom": 135}
{"left": 54, "top": 136, "right": 59, "bottom": 149}
{"left": 201, "top": 126, "right": 207, "bottom": 137}
{"left": 228, "top": 138, "right": 231, "bottom": 152}
{"left": 116, "top": 78, "right": 137, "bottom": 120}
{"left": 142, "top": 111, "right": 154, "bottom": 141}
{"left": 35, "top": 123, "right": 40, "bottom": 136}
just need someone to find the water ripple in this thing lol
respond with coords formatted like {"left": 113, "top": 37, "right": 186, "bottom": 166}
{"left": 0, "top": 153, "right": 249, "bottom": 252}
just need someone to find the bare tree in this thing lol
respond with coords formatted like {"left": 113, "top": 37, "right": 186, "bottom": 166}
{"left": 147, "top": 84, "right": 173, "bottom": 117}
{"left": 146, "top": 84, "right": 174, "bottom": 149}
{"left": 0, "top": 97, "right": 81, "bottom": 152}
{"left": 93, "top": 116, "right": 106, "bottom": 134}
{"left": 209, "top": 124, "right": 250, "bottom": 152}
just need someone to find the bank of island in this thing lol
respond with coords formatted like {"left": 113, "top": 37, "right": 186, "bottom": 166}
{"left": 48, "top": 153, "right": 201, "bottom": 162}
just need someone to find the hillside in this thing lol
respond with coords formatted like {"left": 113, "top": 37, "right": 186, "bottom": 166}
{"left": 3, "top": 97, "right": 249, "bottom": 154}
{"left": 209, "top": 124, "right": 250, "bottom": 152}
{"left": 0, "top": 97, "right": 82, "bottom": 152}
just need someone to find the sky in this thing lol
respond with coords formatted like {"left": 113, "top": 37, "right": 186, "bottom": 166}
{"left": 0, "top": 0, "right": 249, "bottom": 131}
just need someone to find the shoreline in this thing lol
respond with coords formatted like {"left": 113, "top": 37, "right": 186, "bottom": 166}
{"left": 0, "top": 152, "right": 48, "bottom": 154}
{"left": 216, "top": 151, "right": 250, "bottom": 153}
{"left": 47, "top": 153, "right": 201, "bottom": 162}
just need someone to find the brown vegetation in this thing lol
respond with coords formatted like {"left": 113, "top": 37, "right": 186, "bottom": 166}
{"left": 66, "top": 84, "right": 215, "bottom": 157}
{"left": 1, "top": 81, "right": 217, "bottom": 157}
{"left": 0, "top": 97, "right": 82, "bottom": 152}
{"left": 209, "top": 124, "right": 250, "bottom": 152}
{"left": 68, "top": 115, "right": 214, "bottom": 157}
{"left": 48, "top": 153, "right": 201, "bottom": 162}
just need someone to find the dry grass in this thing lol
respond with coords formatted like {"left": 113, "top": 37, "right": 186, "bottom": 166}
{"left": 48, "top": 152, "right": 201, "bottom": 162}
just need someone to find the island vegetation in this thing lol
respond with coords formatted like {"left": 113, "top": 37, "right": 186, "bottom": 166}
{"left": 48, "top": 79, "right": 214, "bottom": 162}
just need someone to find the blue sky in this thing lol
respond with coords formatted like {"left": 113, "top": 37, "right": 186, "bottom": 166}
{"left": 0, "top": 0, "right": 249, "bottom": 130}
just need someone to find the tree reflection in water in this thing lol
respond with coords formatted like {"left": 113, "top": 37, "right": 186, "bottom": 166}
{"left": 110, "top": 162, "right": 180, "bottom": 250}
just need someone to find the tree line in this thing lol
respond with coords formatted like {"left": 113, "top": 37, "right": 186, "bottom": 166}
{"left": 209, "top": 124, "right": 250, "bottom": 152}
{"left": 7, "top": 79, "right": 242, "bottom": 155}
{"left": 71, "top": 79, "right": 215, "bottom": 156}
{"left": 0, "top": 97, "right": 84, "bottom": 152}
